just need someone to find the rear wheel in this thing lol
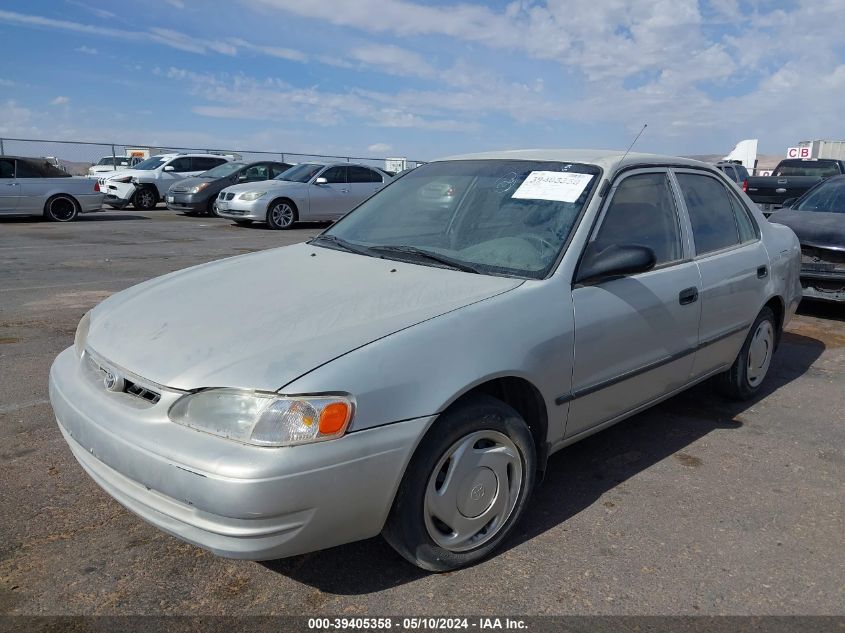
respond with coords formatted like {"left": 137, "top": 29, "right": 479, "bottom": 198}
{"left": 44, "top": 195, "right": 79, "bottom": 222}
{"left": 132, "top": 187, "right": 157, "bottom": 210}
{"left": 383, "top": 394, "right": 536, "bottom": 571}
{"left": 266, "top": 199, "right": 297, "bottom": 229}
{"left": 718, "top": 306, "right": 777, "bottom": 400}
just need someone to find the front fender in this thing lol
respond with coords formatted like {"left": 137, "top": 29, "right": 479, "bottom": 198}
{"left": 281, "top": 280, "right": 574, "bottom": 445}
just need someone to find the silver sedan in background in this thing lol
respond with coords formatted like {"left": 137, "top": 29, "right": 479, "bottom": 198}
{"left": 50, "top": 150, "right": 801, "bottom": 572}
{"left": 215, "top": 162, "right": 392, "bottom": 228}
{"left": 0, "top": 156, "right": 104, "bottom": 221}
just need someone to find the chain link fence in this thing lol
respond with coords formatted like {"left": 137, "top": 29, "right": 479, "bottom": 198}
{"left": 0, "top": 137, "right": 425, "bottom": 176}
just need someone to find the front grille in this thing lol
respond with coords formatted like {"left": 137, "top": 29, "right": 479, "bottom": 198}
{"left": 226, "top": 192, "right": 235, "bottom": 200}
{"left": 125, "top": 380, "right": 161, "bottom": 404}
{"left": 85, "top": 352, "right": 162, "bottom": 406}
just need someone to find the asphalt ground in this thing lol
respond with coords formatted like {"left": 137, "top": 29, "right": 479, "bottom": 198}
{"left": 0, "top": 207, "right": 843, "bottom": 616}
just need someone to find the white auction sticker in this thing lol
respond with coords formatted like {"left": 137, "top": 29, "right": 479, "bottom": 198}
{"left": 512, "top": 171, "right": 594, "bottom": 203}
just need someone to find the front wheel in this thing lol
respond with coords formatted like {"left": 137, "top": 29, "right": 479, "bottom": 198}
{"left": 44, "top": 195, "right": 79, "bottom": 222}
{"left": 266, "top": 199, "right": 297, "bottom": 229}
{"left": 383, "top": 394, "right": 536, "bottom": 571}
{"left": 132, "top": 187, "right": 157, "bottom": 210}
{"left": 718, "top": 306, "right": 777, "bottom": 400}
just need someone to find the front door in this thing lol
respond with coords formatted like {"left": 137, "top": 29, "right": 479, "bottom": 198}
{"left": 566, "top": 170, "right": 702, "bottom": 439}
{"left": 308, "top": 165, "right": 350, "bottom": 219}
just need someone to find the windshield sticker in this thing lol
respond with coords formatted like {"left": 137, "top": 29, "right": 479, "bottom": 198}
{"left": 512, "top": 171, "right": 594, "bottom": 203}
{"left": 494, "top": 172, "right": 520, "bottom": 193}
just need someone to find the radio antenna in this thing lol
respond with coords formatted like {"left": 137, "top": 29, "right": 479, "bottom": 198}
{"left": 620, "top": 123, "right": 647, "bottom": 163}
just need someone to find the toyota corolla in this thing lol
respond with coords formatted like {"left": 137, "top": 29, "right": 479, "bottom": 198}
{"left": 49, "top": 150, "right": 802, "bottom": 571}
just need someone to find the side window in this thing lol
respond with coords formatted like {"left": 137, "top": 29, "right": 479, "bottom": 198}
{"left": 676, "top": 173, "right": 741, "bottom": 255}
{"left": 592, "top": 172, "right": 682, "bottom": 265}
{"left": 348, "top": 165, "right": 382, "bottom": 183}
{"left": 320, "top": 166, "right": 348, "bottom": 184}
{"left": 728, "top": 194, "right": 758, "bottom": 243}
{"left": 167, "top": 157, "right": 193, "bottom": 172}
{"left": 0, "top": 159, "right": 14, "bottom": 178}
{"left": 15, "top": 160, "right": 42, "bottom": 178}
{"left": 193, "top": 157, "right": 225, "bottom": 172}
{"left": 243, "top": 164, "right": 269, "bottom": 180}
{"left": 270, "top": 164, "right": 291, "bottom": 178}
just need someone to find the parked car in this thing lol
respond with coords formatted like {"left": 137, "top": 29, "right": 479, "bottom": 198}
{"left": 746, "top": 158, "right": 845, "bottom": 216}
{"left": 215, "top": 162, "right": 392, "bottom": 228}
{"left": 100, "top": 153, "right": 233, "bottom": 210}
{"left": 0, "top": 155, "right": 103, "bottom": 221}
{"left": 769, "top": 175, "right": 845, "bottom": 302}
{"left": 50, "top": 150, "right": 801, "bottom": 572}
{"left": 714, "top": 161, "right": 749, "bottom": 191}
{"left": 87, "top": 156, "right": 143, "bottom": 178}
{"left": 166, "top": 161, "right": 292, "bottom": 216}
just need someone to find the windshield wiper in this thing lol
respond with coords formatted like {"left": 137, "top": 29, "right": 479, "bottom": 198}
{"left": 370, "top": 245, "right": 482, "bottom": 274}
{"left": 309, "top": 234, "right": 376, "bottom": 257}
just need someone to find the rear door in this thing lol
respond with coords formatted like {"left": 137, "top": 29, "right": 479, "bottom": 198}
{"left": 566, "top": 169, "right": 702, "bottom": 438}
{"left": 308, "top": 165, "right": 349, "bottom": 219}
{"left": 672, "top": 169, "right": 769, "bottom": 378}
{"left": 0, "top": 158, "right": 19, "bottom": 214}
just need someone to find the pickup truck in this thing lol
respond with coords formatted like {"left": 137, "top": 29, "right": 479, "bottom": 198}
{"left": 747, "top": 158, "right": 845, "bottom": 216}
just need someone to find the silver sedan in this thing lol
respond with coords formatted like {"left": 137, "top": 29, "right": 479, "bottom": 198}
{"left": 50, "top": 150, "right": 801, "bottom": 571}
{"left": 1, "top": 156, "right": 104, "bottom": 221}
{"left": 215, "top": 162, "right": 391, "bottom": 228}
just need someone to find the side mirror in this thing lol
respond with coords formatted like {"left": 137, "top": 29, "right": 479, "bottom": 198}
{"left": 781, "top": 197, "right": 796, "bottom": 208}
{"left": 163, "top": 165, "right": 174, "bottom": 172}
{"left": 575, "top": 243, "right": 657, "bottom": 285}
{"left": 314, "top": 177, "right": 328, "bottom": 185}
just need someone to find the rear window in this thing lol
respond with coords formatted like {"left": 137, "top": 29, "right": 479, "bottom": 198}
{"left": 774, "top": 160, "right": 842, "bottom": 177}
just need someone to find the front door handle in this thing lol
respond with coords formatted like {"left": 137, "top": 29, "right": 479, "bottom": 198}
{"left": 679, "top": 286, "right": 699, "bottom": 305}
{"left": 757, "top": 266, "right": 768, "bottom": 279}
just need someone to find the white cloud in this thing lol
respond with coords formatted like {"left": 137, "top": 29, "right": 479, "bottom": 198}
{"left": 164, "top": 0, "right": 185, "bottom": 7}
{"left": 0, "top": 78, "right": 14, "bottom": 86}
{"left": 0, "top": 100, "right": 37, "bottom": 135}
{"left": 75, "top": 45, "right": 98, "bottom": 55}
{"left": 349, "top": 43, "right": 436, "bottom": 78}
{"left": 368, "top": 142, "right": 392, "bottom": 153}
{"left": 50, "top": 96, "right": 70, "bottom": 106}
{"left": 228, "top": 38, "right": 307, "bottom": 62}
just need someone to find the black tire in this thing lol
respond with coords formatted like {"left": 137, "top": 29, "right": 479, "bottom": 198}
{"left": 717, "top": 306, "right": 777, "bottom": 400}
{"left": 44, "top": 195, "right": 79, "bottom": 222}
{"left": 383, "top": 394, "right": 536, "bottom": 572}
{"left": 266, "top": 198, "right": 298, "bottom": 230}
{"left": 132, "top": 187, "right": 157, "bottom": 210}
{"left": 234, "top": 220, "right": 253, "bottom": 227}
{"left": 206, "top": 197, "right": 218, "bottom": 217}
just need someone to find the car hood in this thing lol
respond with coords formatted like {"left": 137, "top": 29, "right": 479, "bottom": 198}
{"left": 768, "top": 210, "right": 845, "bottom": 250}
{"left": 103, "top": 168, "right": 150, "bottom": 181}
{"left": 221, "top": 180, "right": 304, "bottom": 195}
{"left": 86, "top": 243, "right": 522, "bottom": 391}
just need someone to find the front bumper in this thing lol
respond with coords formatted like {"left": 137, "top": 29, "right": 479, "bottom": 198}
{"left": 49, "top": 347, "right": 432, "bottom": 560}
{"left": 215, "top": 196, "right": 267, "bottom": 221}
{"left": 166, "top": 191, "right": 212, "bottom": 212}
{"left": 102, "top": 181, "right": 136, "bottom": 207}
{"left": 800, "top": 269, "right": 845, "bottom": 303}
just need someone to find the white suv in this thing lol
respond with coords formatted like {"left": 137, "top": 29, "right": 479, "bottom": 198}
{"left": 101, "top": 153, "right": 233, "bottom": 210}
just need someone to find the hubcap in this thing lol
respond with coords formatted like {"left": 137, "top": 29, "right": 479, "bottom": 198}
{"left": 50, "top": 197, "right": 75, "bottom": 220}
{"left": 271, "top": 203, "right": 293, "bottom": 227}
{"left": 139, "top": 190, "right": 154, "bottom": 207}
{"left": 747, "top": 320, "right": 774, "bottom": 387}
{"left": 424, "top": 430, "right": 523, "bottom": 552}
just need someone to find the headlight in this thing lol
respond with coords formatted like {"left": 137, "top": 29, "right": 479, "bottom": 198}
{"left": 112, "top": 175, "right": 133, "bottom": 183}
{"left": 74, "top": 311, "right": 91, "bottom": 357}
{"left": 168, "top": 389, "right": 353, "bottom": 447}
{"left": 187, "top": 182, "right": 210, "bottom": 194}
{"left": 239, "top": 191, "right": 266, "bottom": 201}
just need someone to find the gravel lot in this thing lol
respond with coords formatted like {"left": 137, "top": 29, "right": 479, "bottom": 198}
{"left": 1, "top": 208, "right": 843, "bottom": 616}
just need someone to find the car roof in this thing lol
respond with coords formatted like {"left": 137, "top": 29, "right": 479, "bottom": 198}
{"left": 434, "top": 149, "right": 716, "bottom": 174}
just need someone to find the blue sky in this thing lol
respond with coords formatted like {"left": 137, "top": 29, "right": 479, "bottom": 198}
{"left": 1, "top": 0, "right": 843, "bottom": 161}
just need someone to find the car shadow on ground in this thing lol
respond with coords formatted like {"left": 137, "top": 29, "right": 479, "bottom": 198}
{"left": 0, "top": 214, "right": 150, "bottom": 224}
{"left": 797, "top": 299, "right": 845, "bottom": 323}
{"left": 222, "top": 220, "right": 331, "bottom": 230}
{"left": 261, "top": 330, "right": 825, "bottom": 594}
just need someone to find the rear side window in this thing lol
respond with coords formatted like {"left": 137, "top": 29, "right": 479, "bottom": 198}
{"left": 728, "top": 195, "right": 758, "bottom": 242}
{"left": 593, "top": 172, "right": 682, "bottom": 265}
{"left": 270, "top": 163, "right": 291, "bottom": 178}
{"left": 193, "top": 157, "right": 225, "bottom": 171}
{"left": 321, "top": 166, "right": 348, "bottom": 184}
{"left": 676, "top": 173, "right": 741, "bottom": 255}
{"left": 15, "top": 160, "right": 43, "bottom": 178}
{"left": 0, "top": 159, "right": 14, "bottom": 178}
{"left": 167, "top": 157, "right": 193, "bottom": 172}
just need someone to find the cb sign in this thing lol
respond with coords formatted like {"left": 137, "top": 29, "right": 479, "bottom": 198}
{"left": 786, "top": 146, "right": 811, "bottom": 159}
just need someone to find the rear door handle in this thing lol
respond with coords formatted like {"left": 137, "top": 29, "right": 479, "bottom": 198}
{"left": 757, "top": 266, "right": 768, "bottom": 279}
{"left": 679, "top": 286, "right": 699, "bottom": 305}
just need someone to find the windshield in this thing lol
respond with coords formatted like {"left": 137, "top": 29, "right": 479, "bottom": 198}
{"left": 96, "top": 157, "right": 125, "bottom": 166}
{"left": 320, "top": 159, "right": 600, "bottom": 279}
{"left": 795, "top": 178, "right": 845, "bottom": 213}
{"left": 200, "top": 162, "right": 245, "bottom": 178}
{"left": 275, "top": 163, "right": 324, "bottom": 183}
{"left": 775, "top": 160, "right": 842, "bottom": 177}
{"left": 132, "top": 157, "right": 167, "bottom": 171}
